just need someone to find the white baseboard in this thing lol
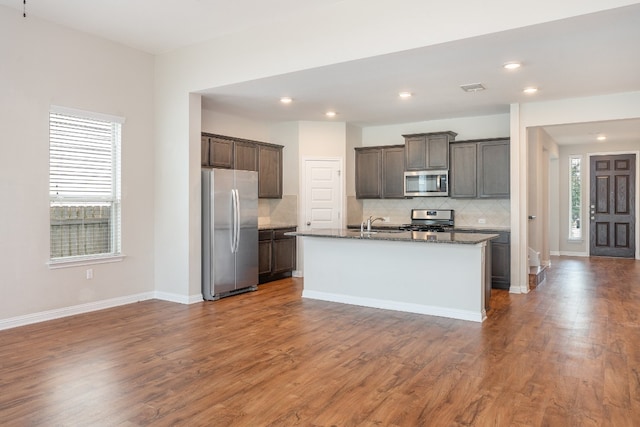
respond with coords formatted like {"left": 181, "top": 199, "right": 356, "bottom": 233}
{"left": 0, "top": 292, "right": 155, "bottom": 331}
{"left": 154, "top": 291, "right": 203, "bottom": 304}
{"left": 559, "top": 251, "right": 589, "bottom": 257}
{"left": 302, "top": 290, "right": 484, "bottom": 323}
{"left": 550, "top": 251, "right": 560, "bottom": 256}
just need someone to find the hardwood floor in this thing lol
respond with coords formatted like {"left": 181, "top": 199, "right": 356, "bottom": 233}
{"left": 1, "top": 256, "right": 639, "bottom": 426}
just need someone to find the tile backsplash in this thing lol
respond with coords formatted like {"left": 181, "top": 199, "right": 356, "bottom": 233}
{"left": 259, "top": 195, "right": 298, "bottom": 226}
{"left": 362, "top": 198, "right": 510, "bottom": 228}
{"left": 258, "top": 195, "right": 510, "bottom": 229}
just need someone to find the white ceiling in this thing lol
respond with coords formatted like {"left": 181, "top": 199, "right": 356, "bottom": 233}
{"left": 3, "top": 1, "right": 640, "bottom": 145}
{"left": 0, "top": 0, "right": 346, "bottom": 54}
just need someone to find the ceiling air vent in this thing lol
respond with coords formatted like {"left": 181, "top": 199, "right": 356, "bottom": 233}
{"left": 460, "top": 83, "right": 486, "bottom": 92}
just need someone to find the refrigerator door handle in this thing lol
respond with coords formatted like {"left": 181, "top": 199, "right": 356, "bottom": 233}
{"left": 230, "top": 189, "right": 237, "bottom": 253}
{"left": 233, "top": 188, "right": 241, "bottom": 253}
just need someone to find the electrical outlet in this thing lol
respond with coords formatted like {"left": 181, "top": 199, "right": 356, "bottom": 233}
{"left": 478, "top": 218, "right": 486, "bottom": 224}
{"left": 86, "top": 268, "right": 93, "bottom": 280}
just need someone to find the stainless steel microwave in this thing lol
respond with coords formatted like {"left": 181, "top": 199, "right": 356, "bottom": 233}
{"left": 404, "top": 170, "right": 449, "bottom": 197}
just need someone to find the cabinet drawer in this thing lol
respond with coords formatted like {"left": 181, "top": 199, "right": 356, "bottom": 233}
{"left": 274, "top": 228, "right": 296, "bottom": 240}
{"left": 259, "top": 230, "right": 273, "bottom": 241}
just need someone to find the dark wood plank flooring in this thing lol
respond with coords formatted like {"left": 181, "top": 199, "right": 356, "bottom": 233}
{"left": 1, "top": 256, "right": 639, "bottom": 426}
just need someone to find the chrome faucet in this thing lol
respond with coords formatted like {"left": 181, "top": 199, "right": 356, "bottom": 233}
{"left": 366, "top": 216, "right": 385, "bottom": 232}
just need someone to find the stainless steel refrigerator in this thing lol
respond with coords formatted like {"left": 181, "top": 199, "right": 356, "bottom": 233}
{"left": 202, "top": 168, "right": 258, "bottom": 300}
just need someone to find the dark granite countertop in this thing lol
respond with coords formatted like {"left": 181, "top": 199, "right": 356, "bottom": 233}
{"left": 347, "top": 224, "right": 510, "bottom": 233}
{"left": 259, "top": 224, "right": 297, "bottom": 231}
{"left": 286, "top": 228, "right": 498, "bottom": 244}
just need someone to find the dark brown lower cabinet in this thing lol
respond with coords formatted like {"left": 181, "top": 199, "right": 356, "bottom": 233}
{"left": 259, "top": 227, "right": 296, "bottom": 284}
{"left": 491, "top": 232, "right": 510, "bottom": 289}
{"left": 258, "top": 230, "right": 273, "bottom": 276}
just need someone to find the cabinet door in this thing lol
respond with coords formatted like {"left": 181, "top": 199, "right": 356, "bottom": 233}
{"left": 426, "top": 135, "right": 450, "bottom": 169}
{"left": 382, "top": 146, "right": 405, "bottom": 198}
{"left": 404, "top": 136, "right": 427, "bottom": 171}
{"left": 450, "top": 143, "right": 477, "bottom": 198}
{"left": 258, "top": 144, "right": 282, "bottom": 198}
{"left": 355, "top": 148, "right": 382, "bottom": 199}
{"left": 201, "top": 137, "right": 210, "bottom": 166}
{"left": 491, "top": 233, "right": 511, "bottom": 289}
{"left": 258, "top": 239, "right": 272, "bottom": 275}
{"left": 478, "top": 140, "right": 510, "bottom": 198}
{"left": 273, "top": 237, "right": 296, "bottom": 274}
{"left": 209, "top": 138, "right": 234, "bottom": 169}
{"left": 235, "top": 141, "right": 258, "bottom": 171}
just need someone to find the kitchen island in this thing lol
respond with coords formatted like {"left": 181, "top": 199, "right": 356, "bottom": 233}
{"left": 286, "top": 229, "right": 498, "bottom": 322}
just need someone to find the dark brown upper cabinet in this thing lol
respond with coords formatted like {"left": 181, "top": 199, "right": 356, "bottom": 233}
{"left": 201, "top": 133, "right": 283, "bottom": 199}
{"left": 257, "top": 144, "right": 282, "bottom": 199}
{"left": 450, "top": 138, "right": 510, "bottom": 199}
{"left": 403, "top": 131, "right": 457, "bottom": 171}
{"left": 234, "top": 140, "right": 258, "bottom": 172}
{"left": 355, "top": 145, "right": 405, "bottom": 199}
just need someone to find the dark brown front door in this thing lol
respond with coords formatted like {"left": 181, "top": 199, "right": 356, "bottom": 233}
{"left": 589, "top": 154, "right": 636, "bottom": 257}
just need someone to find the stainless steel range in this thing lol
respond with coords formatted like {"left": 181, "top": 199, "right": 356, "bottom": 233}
{"left": 400, "top": 209, "right": 454, "bottom": 232}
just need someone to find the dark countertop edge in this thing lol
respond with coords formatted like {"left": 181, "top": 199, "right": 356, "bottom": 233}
{"left": 259, "top": 224, "right": 298, "bottom": 231}
{"left": 286, "top": 229, "right": 498, "bottom": 245}
{"left": 347, "top": 224, "right": 510, "bottom": 232}
{"left": 346, "top": 223, "right": 405, "bottom": 230}
{"left": 454, "top": 227, "right": 510, "bottom": 233}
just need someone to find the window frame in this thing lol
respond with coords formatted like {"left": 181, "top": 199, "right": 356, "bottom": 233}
{"left": 568, "top": 154, "right": 583, "bottom": 241}
{"left": 48, "top": 106, "right": 125, "bottom": 268}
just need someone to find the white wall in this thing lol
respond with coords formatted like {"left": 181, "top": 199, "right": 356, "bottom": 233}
{"left": 362, "top": 114, "right": 510, "bottom": 146}
{"left": 201, "top": 109, "right": 272, "bottom": 142}
{"left": 0, "top": 7, "right": 155, "bottom": 323}
{"left": 549, "top": 158, "right": 560, "bottom": 254}
{"left": 527, "top": 127, "right": 559, "bottom": 266}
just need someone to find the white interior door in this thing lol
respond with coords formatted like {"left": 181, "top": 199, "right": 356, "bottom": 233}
{"left": 303, "top": 159, "right": 343, "bottom": 229}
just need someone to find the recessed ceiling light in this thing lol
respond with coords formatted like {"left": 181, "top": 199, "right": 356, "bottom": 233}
{"left": 280, "top": 97, "right": 293, "bottom": 104}
{"left": 399, "top": 91, "right": 412, "bottom": 99}
{"left": 325, "top": 111, "right": 337, "bottom": 118}
{"left": 503, "top": 62, "right": 521, "bottom": 70}
{"left": 597, "top": 135, "right": 607, "bottom": 141}
{"left": 523, "top": 87, "right": 538, "bottom": 94}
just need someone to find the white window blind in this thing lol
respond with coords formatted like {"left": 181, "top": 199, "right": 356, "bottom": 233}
{"left": 49, "top": 108, "right": 122, "bottom": 261}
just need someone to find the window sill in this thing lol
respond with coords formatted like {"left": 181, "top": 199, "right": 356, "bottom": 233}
{"left": 47, "top": 254, "right": 126, "bottom": 269}
{"left": 566, "top": 239, "right": 584, "bottom": 244}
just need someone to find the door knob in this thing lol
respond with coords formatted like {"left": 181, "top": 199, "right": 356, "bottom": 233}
{"left": 306, "top": 221, "right": 311, "bottom": 226}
